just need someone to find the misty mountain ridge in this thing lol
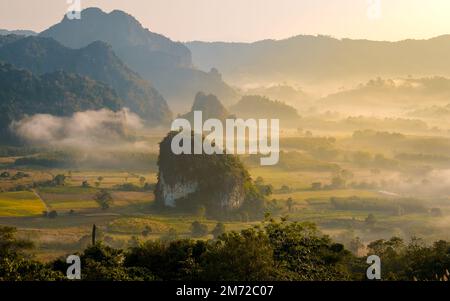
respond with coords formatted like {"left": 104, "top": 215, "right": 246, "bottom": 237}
{"left": 0, "top": 34, "right": 27, "bottom": 48}
{"left": 318, "top": 77, "right": 450, "bottom": 116}
{"left": 0, "top": 62, "right": 124, "bottom": 142}
{"left": 407, "top": 104, "right": 450, "bottom": 121}
{"left": 40, "top": 7, "right": 238, "bottom": 112}
{"left": 0, "top": 36, "right": 172, "bottom": 125}
{"left": 229, "top": 95, "right": 301, "bottom": 127}
{"left": 187, "top": 34, "right": 450, "bottom": 86}
{"left": 241, "top": 84, "right": 312, "bottom": 110}
{"left": 0, "top": 29, "right": 36, "bottom": 36}
{"left": 179, "top": 92, "right": 232, "bottom": 123}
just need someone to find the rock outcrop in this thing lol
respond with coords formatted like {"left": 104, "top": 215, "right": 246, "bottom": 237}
{"left": 154, "top": 131, "right": 261, "bottom": 217}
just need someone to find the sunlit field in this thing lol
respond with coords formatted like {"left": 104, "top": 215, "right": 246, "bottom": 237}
{"left": 1, "top": 1, "right": 450, "bottom": 282}
{"left": 0, "top": 191, "right": 46, "bottom": 217}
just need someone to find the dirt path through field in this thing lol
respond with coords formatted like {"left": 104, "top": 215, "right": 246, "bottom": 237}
{"left": 31, "top": 189, "right": 50, "bottom": 212}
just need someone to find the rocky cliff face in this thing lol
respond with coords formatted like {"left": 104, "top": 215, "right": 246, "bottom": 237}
{"left": 158, "top": 172, "right": 198, "bottom": 207}
{"left": 154, "top": 132, "right": 259, "bottom": 217}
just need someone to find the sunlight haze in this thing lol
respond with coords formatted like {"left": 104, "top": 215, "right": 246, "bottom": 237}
{"left": 1, "top": 0, "right": 450, "bottom": 42}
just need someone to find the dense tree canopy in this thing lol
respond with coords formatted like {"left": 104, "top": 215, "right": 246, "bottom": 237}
{"left": 1, "top": 221, "right": 448, "bottom": 281}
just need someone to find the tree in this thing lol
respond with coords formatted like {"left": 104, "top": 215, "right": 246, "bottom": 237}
{"left": 142, "top": 226, "right": 152, "bottom": 237}
{"left": 331, "top": 176, "right": 346, "bottom": 189}
{"left": 75, "top": 243, "right": 155, "bottom": 281}
{"left": 311, "top": 182, "right": 322, "bottom": 190}
{"left": 191, "top": 221, "right": 209, "bottom": 238}
{"left": 264, "top": 220, "right": 353, "bottom": 280}
{"left": 161, "top": 228, "right": 178, "bottom": 242}
{"left": 0, "top": 226, "right": 64, "bottom": 281}
{"left": 139, "top": 176, "right": 146, "bottom": 187}
{"left": 48, "top": 210, "right": 58, "bottom": 219}
{"left": 279, "top": 185, "right": 291, "bottom": 194}
{"left": 53, "top": 174, "right": 66, "bottom": 186}
{"left": 365, "top": 214, "right": 377, "bottom": 227}
{"left": 286, "top": 198, "right": 294, "bottom": 212}
{"left": 340, "top": 169, "right": 354, "bottom": 180}
{"left": 255, "top": 177, "right": 264, "bottom": 186}
{"left": 201, "top": 228, "right": 277, "bottom": 281}
{"left": 349, "top": 237, "right": 364, "bottom": 254}
{"left": 196, "top": 205, "right": 206, "bottom": 219}
{"left": 92, "top": 224, "right": 97, "bottom": 245}
{"left": 430, "top": 208, "right": 442, "bottom": 217}
{"left": 95, "top": 177, "right": 104, "bottom": 188}
{"left": 0, "top": 226, "right": 33, "bottom": 257}
{"left": 94, "top": 189, "right": 113, "bottom": 210}
{"left": 211, "top": 223, "right": 226, "bottom": 239}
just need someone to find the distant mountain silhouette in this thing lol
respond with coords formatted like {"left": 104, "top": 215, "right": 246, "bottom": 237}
{"left": 318, "top": 77, "right": 450, "bottom": 115}
{"left": 179, "top": 92, "right": 232, "bottom": 122}
{"left": 229, "top": 95, "right": 300, "bottom": 127}
{"left": 187, "top": 35, "right": 450, "bottom": 84}
{"left": 0, "top": 29, "right": 36, "bottom": 36}
{"left": 40, "top": 7, "right": 237, "bottom": 112}
{"left": 0, "top": 62, "right": 123, "bottom": 142}
{"left": 0, "top": 36, "right": 172, "bottom": 125}
{"left": 242, "top": 84, "right": 311, "bottom": 109}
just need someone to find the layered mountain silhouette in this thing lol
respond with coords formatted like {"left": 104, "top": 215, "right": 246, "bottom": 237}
{"left": 0, "top": 62, "right": 123, "bottom": 142}
{"left": 229, "top": 95, "right": 300, "bottom": 127}
{"left": 187, "top": 35, "right": 450, "bottom": 84}
{"left": 0, "top": 34, "right": 24, "bottom": 48}
{"left": 40, "top": 7, "right": 237, "bottom": 112}
{"left": 318, "top": 77, "right": 450, "bottom": 115}
{"left": 0, "top": 36, "right": 172, "bottom": 125}
{"left": 179, "top": 92, "right": 232, "bottom": 122}
{"left": 0, "top": 29, "right": 36, "bottom": 36}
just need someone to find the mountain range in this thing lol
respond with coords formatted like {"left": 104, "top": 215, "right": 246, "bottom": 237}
{"left": 2, "top": 6, "right": 450, "bottom": 142}
{"left": 0, "top": 62, "right": 123, "bottom": 142}
{"left": 0, "top": 29, "right": 36, "bottom": 36}
{"left": 0, "top": 35, "right": 172, "bottom": 125}
{"left": 187, "top": 35, "right": 450, "bottom": 85}
{"left": 40, "top": 7, "right": 238, "bottom": 112}
{"left": 317, "top": 77, "right": 450, "bottom": 115}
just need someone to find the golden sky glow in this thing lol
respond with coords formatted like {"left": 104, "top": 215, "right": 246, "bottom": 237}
{"left": 1, "top": 0, "right": 450, "bottom": 42}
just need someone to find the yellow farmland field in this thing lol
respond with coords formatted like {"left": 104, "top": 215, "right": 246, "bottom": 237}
{"left": 0, "top": 191, "right": 46, "bottom": 217}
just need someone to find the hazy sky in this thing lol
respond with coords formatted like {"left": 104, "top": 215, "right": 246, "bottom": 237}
{"left": 1, "top": 0, "right": 449, "bottom": 42}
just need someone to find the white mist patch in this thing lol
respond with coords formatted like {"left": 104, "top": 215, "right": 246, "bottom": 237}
{"left": 388, "top": 169, "right": 450, "bottom": 198}
{"left": 11, "top": 108, "right": 144, "bottom": 149}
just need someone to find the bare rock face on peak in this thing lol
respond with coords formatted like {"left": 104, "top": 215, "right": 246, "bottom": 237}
{"left": 154, "top": 131, "right": 265, "bottom": 219}
{"left": 40, "top": 7, "right": 238, "bottom": 113}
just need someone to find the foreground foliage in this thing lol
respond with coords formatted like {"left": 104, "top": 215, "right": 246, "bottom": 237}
{"left": 0, "top": 220, "right": 449, "bottom": 281}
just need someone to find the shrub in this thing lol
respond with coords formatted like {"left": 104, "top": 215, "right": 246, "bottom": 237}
{"left": 191, "top": 221, "right": 209, "bottom": 238}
